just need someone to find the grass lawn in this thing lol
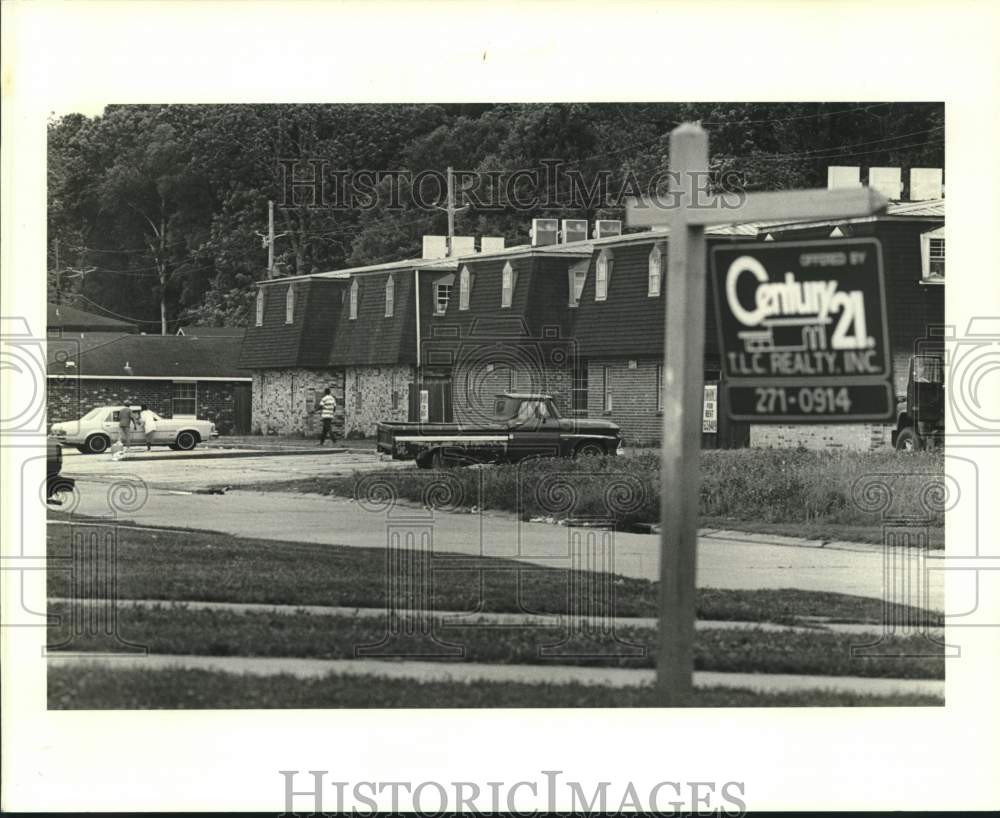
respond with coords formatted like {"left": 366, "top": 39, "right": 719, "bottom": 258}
{"left": 234, "top": 448, "right": 945, "bottom": 547}
{"left": 48, "top": 666, "right": 943, "bottom": 709}
{"left": 47, "top": 603, "right": 944, "bottom": 679}
{"left": 46, "top": 520, "right": 941, "bottom": 627}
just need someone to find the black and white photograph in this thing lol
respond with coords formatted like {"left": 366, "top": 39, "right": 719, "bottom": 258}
{"left": 2, "top": 1, "right": 998, "bottom": 814}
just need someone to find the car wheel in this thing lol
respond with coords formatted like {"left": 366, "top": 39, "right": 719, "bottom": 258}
{"left": 575, "top": 441, "right": 606, "bottom": 459}
{"left": 895, "top": 428, "right": 923, "bottom": 452}
{"left": 175, "top": 430, "right": 198, "bottom": 451}
{"left": 76, "top": 446, "right": 89, "bottom": 454}
{"left": 85, "top": 434, "right": 110, "bottom": 454}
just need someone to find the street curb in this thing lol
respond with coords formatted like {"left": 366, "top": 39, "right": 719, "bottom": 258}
{"left": 53, "top": 597, "right": 880, "bottom": 634}
{"left": 46, "top": 653, "right": 946, "bottom": 698}
{"left": 84, "top": 446, "right": 352, "bottom": 462}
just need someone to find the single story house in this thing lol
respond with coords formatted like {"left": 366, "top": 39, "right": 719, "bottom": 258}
{"left": 47, "top": 332, "right": 253, "bottom": 435}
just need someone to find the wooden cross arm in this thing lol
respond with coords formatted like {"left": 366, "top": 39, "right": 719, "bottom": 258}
{"left": 626, "top": 186, "right": 889, "bottom": 228}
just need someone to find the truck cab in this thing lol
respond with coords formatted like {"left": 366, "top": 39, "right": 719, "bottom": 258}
{"left": 376, "top": 392, "right": 623, "bottom": 467}
{"left": 893, "top": 354, "right": 945, "bottom": 451}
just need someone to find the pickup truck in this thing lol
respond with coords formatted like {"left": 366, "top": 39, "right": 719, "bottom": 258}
{"left": 376, "top": 392, "right": 623, "bottom": 468}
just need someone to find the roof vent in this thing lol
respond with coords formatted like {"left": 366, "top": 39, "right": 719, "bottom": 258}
{"left": 593, "top": 219, "right": 622, "bottom": 239}
{"left": 422, "top": 235, "right": 448, "bottom": 259}
{"left": 827, "top": 166, "right": 861, "bottom": 189}
{"left": 560, "top": 219, "right": 588, "bottom": 244}
{"left": 909, "top": 168, "right": 943, "bottom": 201}
{"left": 868, "top": 167, "right": 902, "bottom": 200}
{"left": 530, "top": 218, "right": 559, "bottom": 247}
{"left": 451, "top": 236, "right": 475, "bottom": 256}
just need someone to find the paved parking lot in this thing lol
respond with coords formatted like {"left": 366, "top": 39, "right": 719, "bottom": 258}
{"left": 60, "top": 445, "right": 411, "bottom": 490}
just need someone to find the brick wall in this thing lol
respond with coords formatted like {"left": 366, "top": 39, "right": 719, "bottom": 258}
{"left": 343, "top": 364, "right": 413, "bottom": 437}
{"left": 585, "top": 358, "right": 662, "bottom": 444}
{"left": 252, "top": 368, "right": 344, "bottom": 436}
{"left": 47, "top": 378, "right": 244, "bottom": 434}
{"left": 452, "top": 358, "right": 574, "bottom": 425}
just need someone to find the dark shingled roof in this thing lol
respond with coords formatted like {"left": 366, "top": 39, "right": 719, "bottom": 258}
{"left": 176, "top": 325, "right": 246, "bottom": 338}
{"left": 47, "top": 333, "right": 251, "bottom": 379}
{"left": 47, "top": 303, "right": 137, "bottom": 333}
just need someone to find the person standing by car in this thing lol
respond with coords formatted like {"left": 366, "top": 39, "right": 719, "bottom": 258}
{"left": 139, "top": 404, "right": 158, "bottom": 451}
{"left": 112, "top": 401, "right": 136, "bottom": 461}
{"left": 318, "top": 388, "right": 337, "bottom": 446}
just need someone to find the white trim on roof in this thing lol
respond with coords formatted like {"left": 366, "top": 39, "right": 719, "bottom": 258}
{"left": 46, "top": 375, "right": 252, "bottom": 382}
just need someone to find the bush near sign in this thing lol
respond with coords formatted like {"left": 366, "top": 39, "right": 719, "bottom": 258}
{"left": 710, "top": 237, "right": 893, "bottom": 423}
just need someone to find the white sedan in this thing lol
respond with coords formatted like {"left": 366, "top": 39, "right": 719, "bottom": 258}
{"left": 50, "top": 406, "right": 218, "bottom": 454}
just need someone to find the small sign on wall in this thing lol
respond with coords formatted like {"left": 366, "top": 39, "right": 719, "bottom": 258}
{"left": 703, "top": 384, "right": 718, "bottom": 433}
{"left": 419, "top": 389, "right": 430, "bottom": 422}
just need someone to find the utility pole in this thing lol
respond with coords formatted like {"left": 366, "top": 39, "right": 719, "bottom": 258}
{"left": 257, "top": 200, "right": 289, "bottom": 278}
{"left": 438, "top": 167, "right": 470, "bottom": 257}
{"left": 268, "top": 200, "right": 275, "bottom": 274}
{"left": 53, "top": 238, "right": 61, "bottom": 308}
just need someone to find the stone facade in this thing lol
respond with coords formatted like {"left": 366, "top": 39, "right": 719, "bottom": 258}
{"left": 47, "top": 378, "right": 248, "bottom": 435}
{"left": 343, "top": 364, "right": 413, "bottom": 436}
{"left": 252, "top": 368, "right": 344, "bottom": 436}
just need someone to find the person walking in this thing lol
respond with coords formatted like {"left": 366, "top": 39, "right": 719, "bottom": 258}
{"left": 139, "top": 404, "right": 158, "bottom": 451}
{"left": 318, "top": 388, "right": 337, "bottom": 446}
{"left": 112, "top": 401, "right": 136, "bottom": 461}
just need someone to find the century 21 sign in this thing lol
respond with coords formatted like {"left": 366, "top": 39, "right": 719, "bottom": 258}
{"left": 710, "top": 238, "right": 894, "bottom": 422}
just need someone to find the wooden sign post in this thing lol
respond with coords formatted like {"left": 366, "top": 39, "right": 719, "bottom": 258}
{"left": 627, "top": 122, "right": 889, "bottom": 706}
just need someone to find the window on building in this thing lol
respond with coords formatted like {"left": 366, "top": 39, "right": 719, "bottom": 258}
{"left": 172, "top": 381, "right": 197, "bottom": 417}
{"left": 920, "top": 227, "right": 945, "bottom": 281}
{"left": 384, "top": 275, "right": 395, "bottom": 318}
{"left": 501, "top": 261, "right": 516, "bottom": 308}
{"left": 349, "top": 279, "right": 359, "bottom": 319}
{"left": 459, "top": 266, "right": 472, "bottom": 311}
{"left": 435, "top": 282, "right": 453, "bottom": 314}
{"left": 656, "top": 364, "right": 663, "bottom": 412}
{"left": 603, "top": 365, "right": 613, "bottom": 413}
{"left": 567, "top": 260, "right": 588, "bottom": 307}
{"left": 648, "top": 244, "right": 663, "bottom": 297}
{"left": 595, "top": 250, "right": 613, "bottom": 301}
{"left": 572, "top": 362, "right": 589, "bottom": 416}
{"left": 285, "top": 285, "right": 295, "bottom": 323}
{"left": 255, "top": 289, "right": 264, "bottom": 326}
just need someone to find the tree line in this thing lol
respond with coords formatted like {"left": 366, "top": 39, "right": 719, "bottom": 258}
{"left": 47, "top": 102, "right": 944, "bottom": 333}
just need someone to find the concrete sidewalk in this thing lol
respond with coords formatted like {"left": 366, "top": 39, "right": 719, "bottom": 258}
{"left": 46, "top": 653, "right": 945, "bottom": 699}
{"left": 53, "top": 596, "right": 903, "bottom": 635}
{"left": 60, "top": 480, "right": 945, "bottom": 611}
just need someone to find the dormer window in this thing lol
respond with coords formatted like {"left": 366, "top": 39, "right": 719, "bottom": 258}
{"left": 920, "top": 227, "right": 945, "bottom": 282}
{"left": 459, "top": 266, "right": 472, "bottom": 311}
{"left": 648, "top": 244, "right": 663, "bottom": 297}
{"left": 567, "top": 259, "right": 588, "bottom": 307}
{"left": 285, "top": 285, "right": 295, "bottom": 323}
{"left": 501, "top": 261, "right": 517, "bottom": 308}
{"left": 434, "top": 276, "right": 454, "bottom": 314}
{"left": 595, "top": 250, "right": 613, "bottom": 301}
{"left": 255, "top": 289, "right": 264, "bottom": 326}
{"left": 384, "top": 275, "right": 395, "bottom": 318}
{"left": 349, "top": 279, "right": 359, "bottom": 320}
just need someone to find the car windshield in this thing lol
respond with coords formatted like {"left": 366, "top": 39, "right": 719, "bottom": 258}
{"left": 493, "top": 397, "right": 519, "bottom": 419}
{"left": 493, "top": 397, "right": 559, "bottom": 420}
{"left": 913, "top": 356, "right": 944, "bottom": 384}
{"left": 79, "top": 407, "right": 106, "bottom": 422}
